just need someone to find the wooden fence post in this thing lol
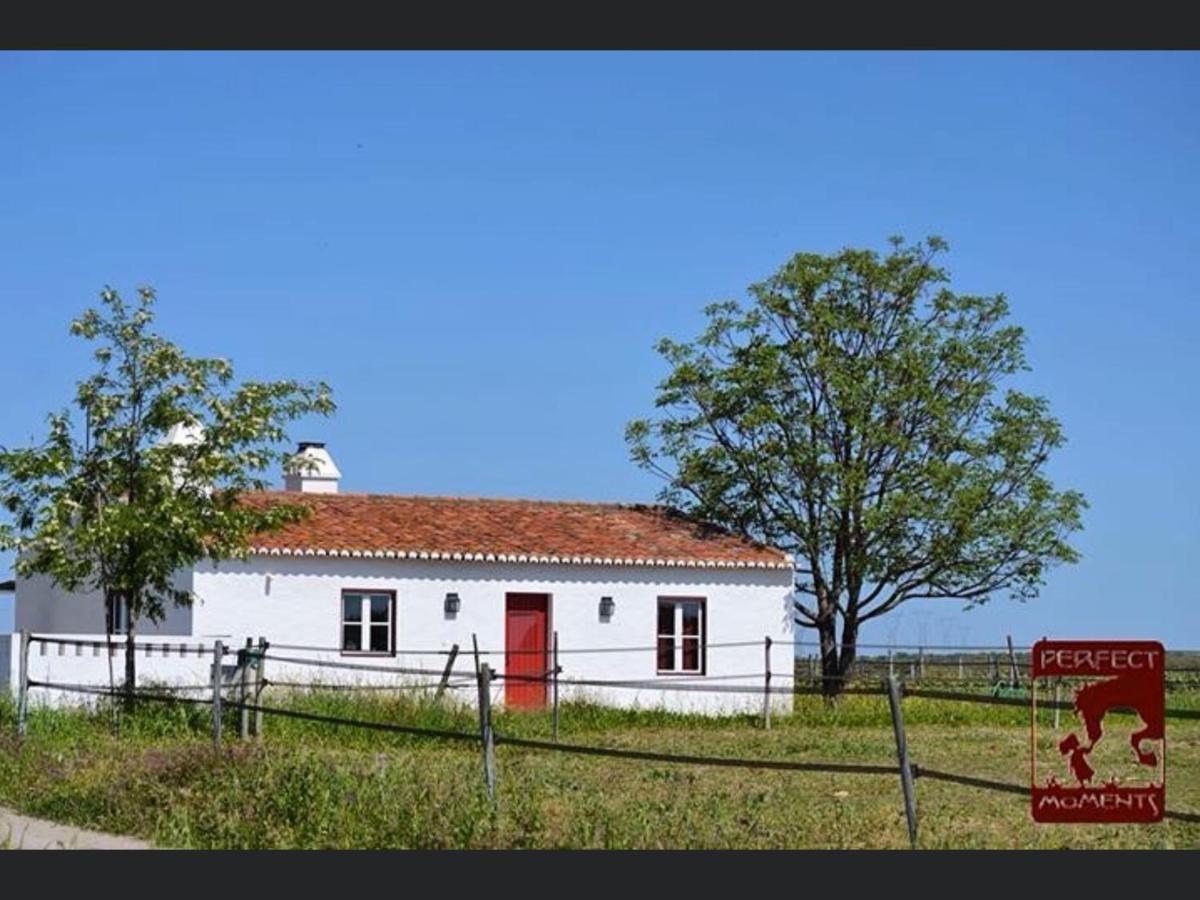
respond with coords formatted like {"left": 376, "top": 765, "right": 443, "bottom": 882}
{"left": 762, "top": 636, "right": 772, "bottom": 730}
{"left": 476, "top": 662, "right": 497, "bottom": 800}
{"left": 990, "top": 653, "right": 999, "bottom": 684}
{"left": 211, "top": 640, "right": 224, "bottom": 750}
{"left": 918, "top": 647, "right": 925, "bottom": 681}
{"left": 884, "top": 675, "right": 918, "bottom": 849}
{"left": 435, "top": 643, "right": 460, "bottom": 703}
{"left": 552, "top": 631, "right": 560, "bottom": 743}
{"left": 1006, "top": 635, "right": 1019, "bottom": 689}
{"left": 239, "top": 637, "right": 252, "bottom": 740}
{"left": 16, "top": 631, "right": 30, "bottom": 740}
{"left": 253, "top": 637, "right": 267, "bottom": 740}
{"left": 888, "top": 649, "right": 894, "bottom": 680}
{"left": 1053, "top": 678, "right": 1062, "bottom": 730}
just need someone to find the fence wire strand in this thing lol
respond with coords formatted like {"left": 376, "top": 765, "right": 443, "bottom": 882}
{"left": 904, "top": 685, "right": 1200, "bottom": 720}
{"left": 493, "top": 733, "right": 900, "bottom": 775}
{"left": 264, "top": 679, "right": 476, "bottom": 692}
{"left": 27, "top": 680, "right": 215, "bottom": 706}
{"left": 262, "top": 652, "right": 475, "bottom": 680}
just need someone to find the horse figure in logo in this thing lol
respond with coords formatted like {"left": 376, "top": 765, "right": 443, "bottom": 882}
{"left": 1068, "top": 675, "right": 1164, "bottom": 768}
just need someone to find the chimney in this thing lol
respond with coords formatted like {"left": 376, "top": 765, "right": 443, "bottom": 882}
{"left": 163, "top": 421, "right": 203, "bottom": 448}
{"left": 284, "top": 441, "right": 341, "bottom": 494}
{"left": 160, "top": 420, "right": 206, "bottom": 490}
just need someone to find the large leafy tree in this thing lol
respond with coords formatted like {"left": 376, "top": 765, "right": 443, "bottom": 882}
{"left": 627, "top": 237, "right": 1086, "bottom": 696}
{"left": 0, "top": 287, "right": 335, "bottom": 698}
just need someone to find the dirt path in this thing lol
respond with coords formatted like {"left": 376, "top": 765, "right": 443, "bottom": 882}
{"left": 0, "top": 806, "right": 150, "bottom": 850}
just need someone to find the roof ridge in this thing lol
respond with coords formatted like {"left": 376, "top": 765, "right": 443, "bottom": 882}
{"left": 258, "top": 490, "right": 669, "bottom": 509}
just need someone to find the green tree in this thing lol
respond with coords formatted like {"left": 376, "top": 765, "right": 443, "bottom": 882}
{"left": 627, "top": 237, "right": 1085, "bottom": 696}
{"left": 0, "top": 287, "right": 335, "bottom": 700}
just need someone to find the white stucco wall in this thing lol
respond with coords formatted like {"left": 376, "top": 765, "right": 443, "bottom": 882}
{"left": 14, "top": 572, "right": 194, "bottom": 635}
{"left": 10, "top": 556, "right": 796, "bottom": 715}
{"left": 0, "top": 588, "right": 14, "bottom": 634}
{"left": 189, "top": 556, "right": 795, "bottom": 714}
{"left": 0, "top": 634, "right": 13, "bottom": 696}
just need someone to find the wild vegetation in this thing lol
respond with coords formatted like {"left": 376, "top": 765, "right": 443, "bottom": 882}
{"left": 1, "top": 684, "right": 1195, "bottom": 849}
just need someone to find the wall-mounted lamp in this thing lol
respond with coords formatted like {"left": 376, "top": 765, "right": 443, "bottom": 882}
{"left": 444, "top": 592, "right": 461, "bottom": 619}
{"left": 599, "top": 596, "right": 615, "bottom": 621}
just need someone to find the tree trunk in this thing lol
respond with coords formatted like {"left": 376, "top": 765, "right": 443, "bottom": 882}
{"left": 817, "top": 617, "right": 840, "bottom": 700}
{"left": 123, "top": 620, "right": 137, "bottom": 711}
{"left": 816, "top": 614, "right": 861, "bottom": 700}
{"left": 837, "top": 616, "right": 860, "bottom": 690}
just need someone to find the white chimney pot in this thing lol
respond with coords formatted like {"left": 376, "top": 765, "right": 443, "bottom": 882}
{"left": 284, "top": 442, "right": 341, "bottom": 494}
{"left": 162, "top": 421, "right": 204, "bottom": 447}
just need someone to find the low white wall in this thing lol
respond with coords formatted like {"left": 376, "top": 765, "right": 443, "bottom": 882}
{"left": 15, "top": 634, "right": 225, "bottom": 707}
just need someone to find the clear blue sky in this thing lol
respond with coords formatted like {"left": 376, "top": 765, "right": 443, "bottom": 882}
{"left": 1, "top": 52, "right": 1196, "bottom": 649}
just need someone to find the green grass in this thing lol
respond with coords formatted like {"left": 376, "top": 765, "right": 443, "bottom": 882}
{"left": 0, "top": 687, "right": 1196, "bottom": 849}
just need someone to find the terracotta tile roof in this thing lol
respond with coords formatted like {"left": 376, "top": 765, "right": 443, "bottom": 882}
{"left": 243, "top": 492, "right": 791, "bottom": 570}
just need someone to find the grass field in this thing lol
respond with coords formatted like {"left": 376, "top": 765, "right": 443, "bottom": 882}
{"left": 1, "top": 685, "right": 1197, "bottom": 849}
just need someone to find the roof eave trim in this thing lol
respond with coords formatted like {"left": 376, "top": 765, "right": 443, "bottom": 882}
{"left": 246, "top": 547, "right": 793, "bottom": 571}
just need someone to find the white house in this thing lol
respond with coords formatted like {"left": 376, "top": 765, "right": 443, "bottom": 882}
{"left": 7, "top": 443, "right": 796, "bottom": 714}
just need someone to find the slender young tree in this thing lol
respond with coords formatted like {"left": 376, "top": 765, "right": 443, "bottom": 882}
{"left": 627, "top": 237, "right": 1086, "bottom": 696}
{"left": 0, "top": 287, "right": 335, "bottom": 701}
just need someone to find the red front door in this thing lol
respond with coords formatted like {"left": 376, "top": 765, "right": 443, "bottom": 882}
{"left": 505, "top": 593, "right": 549, "bottom": 709}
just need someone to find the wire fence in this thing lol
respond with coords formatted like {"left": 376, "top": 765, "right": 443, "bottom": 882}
{"left": 11, "top": 630, "right": 1200, "bottom": 845}
{"left": 19, "top": 632, "right": 1200, "bottom": 707}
